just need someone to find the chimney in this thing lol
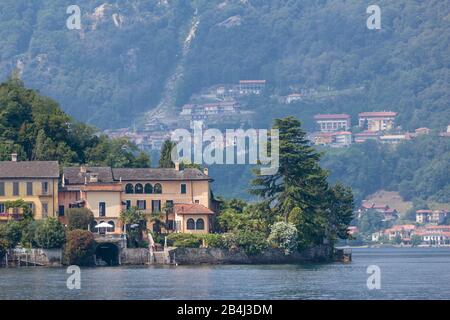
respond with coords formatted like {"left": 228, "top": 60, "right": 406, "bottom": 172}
{"left": 80, "top": 165, "right": 87, "bottom": 174}
{"left": 11, "top": 153, "right": 17, "bottom": 162}
{"left": 203, "top": 167, "right": 209, "bottom": 176}
{"left": 89, "top": 173, "right": 98, "bottom": 183}
{"left": 175, "top": 162, "right": 180, "bottom": 171}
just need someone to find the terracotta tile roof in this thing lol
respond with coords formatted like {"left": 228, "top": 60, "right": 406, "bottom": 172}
{"left": 174, "top": 203, "right": 214, "bottom": 215}
{"left": 63, "top": 167, "right": 114, "bottom": 185}
{"left": 416, "top": 210, "right": 433, "bottom": 213}
{"left": 112, "top": 168, "right": 211, "bottom": 181}
{"left": 0, "top": 161, "right": 59, "bottom": 179}
{"left": 314, "top": 114, "right": 350, "bottom": 120}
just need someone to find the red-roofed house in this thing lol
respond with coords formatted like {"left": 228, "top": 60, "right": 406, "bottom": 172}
{"left": 358, "top": 111, "right": 397, "bottom": 132}
{"left": 174, "top": 203, "right": 214, "bottom": 234}
{"left": 359, "top": 202, "right": 398, "bottom": 221}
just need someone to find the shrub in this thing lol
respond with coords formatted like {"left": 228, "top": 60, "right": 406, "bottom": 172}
{"left": 235, "top": 230, "right": 268, "bottom": 255}
{"left": 66, "top": 208, "right": 94, "bottom": 231}
{"left": 167, "top": 233, "right": 201, "bottom": 248}
{"left": 201, "top": 234, "right": 225, "bottom": 248}
{"left": 0, "top": 239, "right": 8, "bottom": 258}
{"left": 0, "top": 221, "right": 22, "bottom": 248}
{"left": 64, "top": 230, "right": 96, "bottom": 266}
{"left": 268, "top": 222, "right": 298, "bottom": 255}
{"left": 35, "top": 218, "right": 66, "bottom": 249}
{"left": 20, "top": 220, "right": 38, "bottom": 248}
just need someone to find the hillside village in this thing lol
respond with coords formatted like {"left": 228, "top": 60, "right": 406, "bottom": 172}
{"left": 104, "top": 80, "right": 450, "bottom": 152}
{"left": 348, "top": 201, "right": 450, "bottom": 247}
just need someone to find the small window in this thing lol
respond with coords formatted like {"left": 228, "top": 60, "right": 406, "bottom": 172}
{"left": 195, "top": 200, "right": 200, "bottom": 204}
{"left": 41, "top": 182, "right": 49, "bottom": 195}
{"left": 99, "top": 202, "right": 106, "bottom": 217}
{"left": 144, "top": 183, "right": 153, "bottom": 194}
{"left": 42, "top": 203, "right": 48, "bottom": 218}
{"left": 125, "top": 183, "right": 134, "bottom": 194}
{"left": 126, "top": 200, "right": 131, "bottom": 210}
{"left": 135, "top": 183, "right": 143, "bottom": 194}
{"left": 180, "top": 184, "right": 187, "bottom": 194}
{"left": 27, "top": 182, "right": 33, "bottom": 196}
{"left": 196, "top": 218, "right": 205, "bottom": 230}
{"left": 0, "top": 182, "right": 5, "bottom": 196}
{"left": 0, "top": 203, "right": 5, "bottom": 213}
{"left": 154, "top": 183, "right": 162, "bottom": 194}
{"left": 13, "top": 182, "right": 19, "bottom": 196}
{"left": 58, "top": 205, "right": 65, "bottom": 217}
{"left": 151, "top": 200, "right": 161, "bottom": 213}
{"left": 186, "top": 218, "right": 195, "bottom": 230}
{"left": 137, "top": 200, "right": 146, "bottom": 210}
{"left": 167, "top": 220, "right": 174, "bottom": 230}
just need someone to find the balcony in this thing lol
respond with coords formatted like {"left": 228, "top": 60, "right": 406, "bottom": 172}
{"left": 0, "top": 213, "right": 23, "bottom": 221}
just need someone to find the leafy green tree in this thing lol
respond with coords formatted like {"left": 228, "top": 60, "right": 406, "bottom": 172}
{"left": 358, "top": 210, "right": 386, "bottom": 235}
{"left": 66, "top": 208, "right": 94, "bottom": 231}
{"left": 64, "top": 230, "right": 96, "bottom": 266}
{"left": 159, "top": 139, "right": 176, "bottom": 168}
{"left": 34, "top": 218, "right": 66, "bottom": 249}
{"left": 251, "top": 117, "right": 353, "bottom": 246}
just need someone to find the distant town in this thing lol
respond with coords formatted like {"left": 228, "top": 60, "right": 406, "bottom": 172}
{"left": 103, "top": 79, "right": 450, "bottom": 151}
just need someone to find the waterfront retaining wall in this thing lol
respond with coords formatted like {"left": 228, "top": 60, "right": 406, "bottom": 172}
{"left": 120, "top": 248, "right": 150, "bottom": 265}
{"left": 173, "top": 245, "right": 333, "bottom": 265}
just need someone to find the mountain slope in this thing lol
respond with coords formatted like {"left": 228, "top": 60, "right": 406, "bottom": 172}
{"left": 0, "top": 0, "right": 448, "bottom": 130}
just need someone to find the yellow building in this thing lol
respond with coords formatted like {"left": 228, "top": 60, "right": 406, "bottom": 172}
{"left": 59, "top": 165, "right": 216, "bottom": 235}
{"left": 0, "top": 154, "right": 59, "bottom": 222}
{"left": 112, "top": 165, "right": 214, "bottom": 234}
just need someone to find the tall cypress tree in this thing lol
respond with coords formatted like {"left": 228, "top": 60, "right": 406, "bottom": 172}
{"left": 251, "top": 117, "right": 353, "bottom": 246}
{"left": 158, "top": 139, "right": 176, "bottom": 168}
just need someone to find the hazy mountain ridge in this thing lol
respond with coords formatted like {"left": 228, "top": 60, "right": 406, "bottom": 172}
{"left": 0, "top": 0, "right": 448, "bottom": 130}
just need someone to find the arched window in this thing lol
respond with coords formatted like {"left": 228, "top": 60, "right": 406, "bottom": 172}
{"left": 99, "top": 221, "right": 106, "bottom": 234}
{"left": 186, "top": 218, "right": 195, "bottom": 230}
{"left": 154, "top": 183, "right": 162, "bottom": 194}
{"left": 196, "top": 218, "right": 205, "bottom": 230}
{"left": 135, "top": 183, "right": 143, "bottom": 194}
{"left": 144, "top": 183, "right": 153, "bottom": 194}
{"left": 107, "top": 221, "right": 115, "bottom": 233}
{"left": 125, "top": 183, "right": 134, "bottom": 194}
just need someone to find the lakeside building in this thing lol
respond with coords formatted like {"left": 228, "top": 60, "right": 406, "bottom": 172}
{"left": 59, "top": 164, "right": 215, "bottom": 235}
{"left": 416, "top": 209, "right": 448, "bottom": 224}
{"left": 314, "top": 114, "right": 351, "bottom": 132}
{"left": 0, "top": 154, "right": 59, "bottom": 221}
{"left": 383, "top": 224, "right": 416, "bottom": 242}
{"left": 0, "top": 155, "right": 217, "bottom": 235}
{"left": 414, "top": 226, "right": 450, "bottom": 246}
{"left": 358, "top": 111, "right": 397, "bottom": 132}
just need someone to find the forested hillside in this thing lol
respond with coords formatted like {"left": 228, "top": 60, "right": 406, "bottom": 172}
{"left": 0, "top": 0, "right": 448, "bottom": 130}
{"left": 0, "top": 78, "right": 150, "bottom": 167}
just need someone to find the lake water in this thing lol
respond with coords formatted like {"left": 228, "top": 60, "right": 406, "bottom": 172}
{"left": 1, "top": 248, "right": 450, "bottom": 300}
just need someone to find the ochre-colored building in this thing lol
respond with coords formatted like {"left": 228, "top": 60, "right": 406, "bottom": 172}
{"left": 59, "top": 165, "right": 216, "bottom": 235}
{"left": 0, "top": 154, "right": 59, "bottom": 222}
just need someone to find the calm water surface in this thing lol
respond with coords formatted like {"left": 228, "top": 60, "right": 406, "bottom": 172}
{"left": 1, "top": 248, "right": 449, "bottom": 300}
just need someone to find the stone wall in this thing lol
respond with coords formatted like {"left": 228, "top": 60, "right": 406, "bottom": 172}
{"left": 8, "top": 248, "right": 63, "bottom": 267}
{"left": 120, "top": 248, "right": 150, "bottom": 265}
{"left": 173, "top": 245, "right": 333, "bottom": 265}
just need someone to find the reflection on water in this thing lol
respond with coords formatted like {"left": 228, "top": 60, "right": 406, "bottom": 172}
{"left": 1, "top": 248, "right": 450, "bottom": 300}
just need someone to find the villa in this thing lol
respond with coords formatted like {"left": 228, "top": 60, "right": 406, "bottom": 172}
{"left": 0, "top": 154, "right": 217, "bottom": 235}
